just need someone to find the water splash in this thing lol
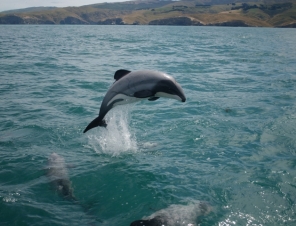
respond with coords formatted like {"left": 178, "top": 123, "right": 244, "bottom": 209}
{"left": 87, "top": 105, "right": 138, "bottom": 156}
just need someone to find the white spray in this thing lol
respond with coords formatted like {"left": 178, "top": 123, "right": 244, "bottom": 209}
{"left": 87, "top": 105, "right": 138, "bottom": 156}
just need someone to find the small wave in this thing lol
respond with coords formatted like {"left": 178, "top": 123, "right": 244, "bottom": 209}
{"left": 140, "top": 142, "right": 158, "bottom": 149}
{"left": 87, "top": 105, "right": 138, "bottom": 156}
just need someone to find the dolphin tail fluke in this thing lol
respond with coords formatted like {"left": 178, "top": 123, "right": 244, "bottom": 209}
{"left": 83, "top": 117, "right": 107, "bottom": 133}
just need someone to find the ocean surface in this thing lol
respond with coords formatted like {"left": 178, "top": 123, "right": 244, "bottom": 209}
{"left": 0, "top": 25, "right": 296, "bottom": 226}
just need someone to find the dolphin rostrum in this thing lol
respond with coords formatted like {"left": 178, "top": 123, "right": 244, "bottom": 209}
{"left": 83, "top": 69, "right": 186, "bottom": 133}
{"left": 130, "top": 201, "right": 212, "bottom": 226}
{"left": 46, "top": 153, "right": 76, "bottom": 201}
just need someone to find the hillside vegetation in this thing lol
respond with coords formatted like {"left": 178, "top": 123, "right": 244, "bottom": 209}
{"left": 0, "top": 0, "right": 296, "bottom": 27}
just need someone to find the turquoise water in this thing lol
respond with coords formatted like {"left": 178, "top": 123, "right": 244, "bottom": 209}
{"left": 0, "top": 25, "right": 296, "bottom": 225}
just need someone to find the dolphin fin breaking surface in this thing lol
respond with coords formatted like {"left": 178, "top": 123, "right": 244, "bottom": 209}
{"left": 114, "top": 69, "right": 131, "bottom": 81}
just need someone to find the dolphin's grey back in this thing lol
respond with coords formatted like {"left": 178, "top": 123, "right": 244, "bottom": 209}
{"left": 47, "top": 153, "right": 67, "bottom": 179}
{"left": 130, "top": 201, "right": 212, "bottom": 226}
{"left": 110, "top": 70, "right": 176, "bottom": 97}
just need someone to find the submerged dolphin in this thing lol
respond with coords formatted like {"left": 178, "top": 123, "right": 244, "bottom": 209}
{"left": 83, "top": 69, "right": 186, "bottom": 133}
{"left": 46, "top": 153, "right": 76, "bottom": 201}
{"left": 130, "top": 201, "right": 212, "bottom": 226}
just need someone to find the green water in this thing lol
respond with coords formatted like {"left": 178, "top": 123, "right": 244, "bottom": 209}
{"left": 0, "top": 25, "right": 296, "bottom": 225}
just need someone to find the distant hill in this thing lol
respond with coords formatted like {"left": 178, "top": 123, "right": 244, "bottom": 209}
{"left": 0, "top": 0, "right": 295, "bottom": 27}
{"left": 1, "top": 6, "right": 57, "bottom": 14}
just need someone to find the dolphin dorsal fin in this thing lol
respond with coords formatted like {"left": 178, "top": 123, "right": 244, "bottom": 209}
{"left": 114, "top": 69, "right": 131, "bottom": 81}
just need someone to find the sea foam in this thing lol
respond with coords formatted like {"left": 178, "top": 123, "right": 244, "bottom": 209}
{"left": 87, "top": 105, "right": 138, "bottom": 156}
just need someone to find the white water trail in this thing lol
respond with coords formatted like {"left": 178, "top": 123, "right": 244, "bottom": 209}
{"left": 87, "top": 105, "right": 138, "bottom": 156}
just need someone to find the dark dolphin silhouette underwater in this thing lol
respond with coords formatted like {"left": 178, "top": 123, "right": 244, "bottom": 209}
{"left": 83, "top": 69, "right": 186, "bottom": 133}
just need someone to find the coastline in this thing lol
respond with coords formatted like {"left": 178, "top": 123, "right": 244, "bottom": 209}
{"left": 0, "top": 0, "right": 296, "bottom": 28}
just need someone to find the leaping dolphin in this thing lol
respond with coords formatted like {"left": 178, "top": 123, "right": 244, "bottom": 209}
{"left": 83, "top": 69, "right": 186, "bottom": 133}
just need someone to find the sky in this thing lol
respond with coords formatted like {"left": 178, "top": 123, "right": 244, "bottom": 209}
{"left": 0, "top": 0, "right": 126, "bottom": 12}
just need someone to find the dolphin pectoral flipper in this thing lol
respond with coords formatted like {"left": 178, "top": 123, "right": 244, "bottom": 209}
{"left": 114, "top": 69, "right": 131, "bottom": 81}
{"left": 134, "top": 90, "right": 154, "bottom": 98}
{"left": 148, "top": 97, "right": 160, "bottom": 101}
